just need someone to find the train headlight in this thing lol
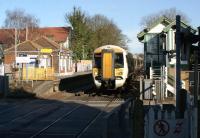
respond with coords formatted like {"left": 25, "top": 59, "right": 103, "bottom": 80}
{"left": 118, "top": 72, "right": 123, "bottom": 75}
{"left": 94, "top": 72, "right": 98, "bottom": 76}
{"left": 93, "top": 68, "right": 99, "bottom": 76}
{"left": 115, "top": 69, "right": 123, "bottom": 76}
{"left": 115, "top": 71, "right": 123, "bottom": 76}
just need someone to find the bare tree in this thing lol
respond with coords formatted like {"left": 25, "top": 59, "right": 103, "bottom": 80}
{"left": 2, "top": 9, "right": 40, "bottom": 47}
{"left": 4, "top": 9, "right": 39, "bottom": 29}
{"left": 140, "top": 8, "right": 190, "bottom": 28}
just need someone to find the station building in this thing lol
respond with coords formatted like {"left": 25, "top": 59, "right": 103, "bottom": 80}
{"left": 4, "top": 36, "right": 73, "bottom": 80}
{"left": 137, "top": 16, "right": 196, "bottom": 100}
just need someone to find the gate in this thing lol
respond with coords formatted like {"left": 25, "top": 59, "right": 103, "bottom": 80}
{"left": 144, "top": 107, "right": 197, "bottom": 138}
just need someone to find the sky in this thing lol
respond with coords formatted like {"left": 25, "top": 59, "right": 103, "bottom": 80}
{"left": 0, "top": 0, "right": 200, "bottom": 54}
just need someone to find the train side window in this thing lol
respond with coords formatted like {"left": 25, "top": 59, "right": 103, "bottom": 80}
{"left": 94, "top": 53, "right": 101, "bottom": 68}
{"left": 115, "top": 53, "right": 124, "bottom": 68}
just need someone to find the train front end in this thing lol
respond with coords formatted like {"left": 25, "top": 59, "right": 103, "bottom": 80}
{"left": 92, "top": 45, "right": 128, "bottom": 90}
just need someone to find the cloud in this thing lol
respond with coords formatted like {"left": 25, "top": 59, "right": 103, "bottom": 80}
{"left": 123, "top": 29, "right": 143, "bottom": 54}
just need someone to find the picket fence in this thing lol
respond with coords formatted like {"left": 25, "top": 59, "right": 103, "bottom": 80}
{"left": 73, "top": 60, "right": 92, "bottom": 72}
{"left": 22, "top": 67, "right": 55, "bottom": 80}
{"left": 145, "top": 107, "right": 197, "bottom": 138}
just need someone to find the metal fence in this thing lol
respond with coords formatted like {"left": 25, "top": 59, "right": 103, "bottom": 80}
{"left": 103, "top": 98, "right": 134, "bottom": 138}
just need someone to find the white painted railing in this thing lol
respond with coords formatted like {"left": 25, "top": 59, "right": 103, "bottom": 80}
{"left": 167, "top": 84, "right": 175, "bottom": 95}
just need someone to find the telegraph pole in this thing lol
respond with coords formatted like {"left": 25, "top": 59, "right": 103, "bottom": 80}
{"left": 175, "top": 15, "right": 181, "bottom": 116}
{"left": 26, "top": 25, "right": 28, "bottom": 41}
{"left": 15, "top": 28, "right": 17, "bottom": 60}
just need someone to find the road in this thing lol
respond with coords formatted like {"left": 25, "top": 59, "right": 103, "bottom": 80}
{"left": 0, "top": 92, "right": 124, "bottom": 138}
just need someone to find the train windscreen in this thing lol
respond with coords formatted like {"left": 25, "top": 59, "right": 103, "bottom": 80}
{"left": 115, "top": 53, "right": 124, "bottom": 68}
{"left": 94, "top": 53, "right": 101, "bottom": 68}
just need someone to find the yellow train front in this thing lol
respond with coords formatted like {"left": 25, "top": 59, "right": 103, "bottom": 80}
{"left": 92, "top": 45, "right": 133, "bottom": 90}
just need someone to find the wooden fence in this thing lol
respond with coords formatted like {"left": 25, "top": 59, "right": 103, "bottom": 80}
{"left": 22, "top": 67, "right": 54, "bottom": 80}
{"left": 145, "top": 107, "right": 197, "bottom": 138}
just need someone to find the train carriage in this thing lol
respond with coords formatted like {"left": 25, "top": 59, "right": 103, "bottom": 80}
{"left": 92, "top": 45, "right": 134, "bottom": 90}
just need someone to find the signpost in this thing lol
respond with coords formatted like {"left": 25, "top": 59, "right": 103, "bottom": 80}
{"left": 16, "top": 57, "right": 31, "bottom": 64}
{"left": 16, "top": 57, "right": 31, "bottom": 82}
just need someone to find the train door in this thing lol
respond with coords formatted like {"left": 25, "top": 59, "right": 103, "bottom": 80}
{"left": 102, "top": 49, "right": 115, "bottom": 80}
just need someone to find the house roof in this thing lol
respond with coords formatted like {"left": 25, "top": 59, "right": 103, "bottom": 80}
{"left": 163, "top": 20, "right": 196, "bottom": 33}
{"left": 5, "top": 36, "right": 72, "bottom": 55}
{"left": 0, "top": 27, "right": 71, "bottom": 49}
{"left": 39, "top": 27, "right": 71, "bottom": 43}
{"left": 0, "top": 29, "right": 17, "bottom": 49}
{"left": 137, "top": 16, "right": 172, "bottom": 41}
{"left": 5, "top": 40, "right": 42, "bottom": 53}
{"left": 34, "top": 36, "right": 60, "bottom": 50}
{"left": 137, "top": 16, "right": 197, "bottom": 42}
{"left": 34, "top": 36, "right": 71, "bottom": 53}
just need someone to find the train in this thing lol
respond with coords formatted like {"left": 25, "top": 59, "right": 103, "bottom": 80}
{"left": 92, "top": 45, "right": 135, "bottom": 90}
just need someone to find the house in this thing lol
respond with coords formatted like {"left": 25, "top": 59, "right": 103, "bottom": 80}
{"left": 0, "top": 26, "right": 73, "bottom": 75}
{"left": 137, "top": 16, "right": 196, "bottom": 100}
{"left": 34, "top": 36, "right": 73, "bottom": 75}
{"left": 4, "top": 36, "right": 73, "bottom": 80}
{"left": 0, "top": 27, "right": 71, "bottom": 49}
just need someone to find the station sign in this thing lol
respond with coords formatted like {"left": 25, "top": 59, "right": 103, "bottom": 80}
{"left": 40, "top": 48, "right": 52, "bottom": 53}
{"left": 16, "top": 57, "right": 31, "bottom": 63}
{"left": 19, "top": 53, "right": 27, "bottom": 57}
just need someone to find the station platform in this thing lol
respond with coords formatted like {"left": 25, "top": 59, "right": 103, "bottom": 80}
{"left": 56, "top": 71, "right": 92, "bottom": 80}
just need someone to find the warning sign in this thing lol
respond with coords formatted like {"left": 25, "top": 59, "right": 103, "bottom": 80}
{"left": 173, "top": 121, "right": 183, "bottom": 135}
{"left": 153, "top": 120, "right": 169, "bottom": 136}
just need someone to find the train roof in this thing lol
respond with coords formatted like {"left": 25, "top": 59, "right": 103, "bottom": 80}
{"left": 94, "top": 45, "right": 126, "bottom": 53}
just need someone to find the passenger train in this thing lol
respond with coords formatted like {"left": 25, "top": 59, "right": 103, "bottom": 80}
{"left": 92, "top": 45, "right": 134, "bottom": 90}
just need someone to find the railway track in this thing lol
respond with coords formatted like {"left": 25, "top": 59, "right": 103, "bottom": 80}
{"left": 76, "top": 97, "right": 117, "bottom": 138}
{"left": 30, "top": 104, "right": 83, "bottom": 138}
{"left": 0, "top": 91, "right": 124, "bottom": 138}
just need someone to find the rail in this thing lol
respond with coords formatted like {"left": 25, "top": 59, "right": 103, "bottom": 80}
{"left": 103, "top": 98, "right": 134, "bottom": 138}
{"left": 76, "top": 97, "right": 116, "bottom": 138}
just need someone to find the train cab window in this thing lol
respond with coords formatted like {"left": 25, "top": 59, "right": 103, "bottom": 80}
{"left": 115, "top": 53, "right": 124, "bottom": 68}
{"left": 94, "top": 53, "right": 101, "bottom": 68}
